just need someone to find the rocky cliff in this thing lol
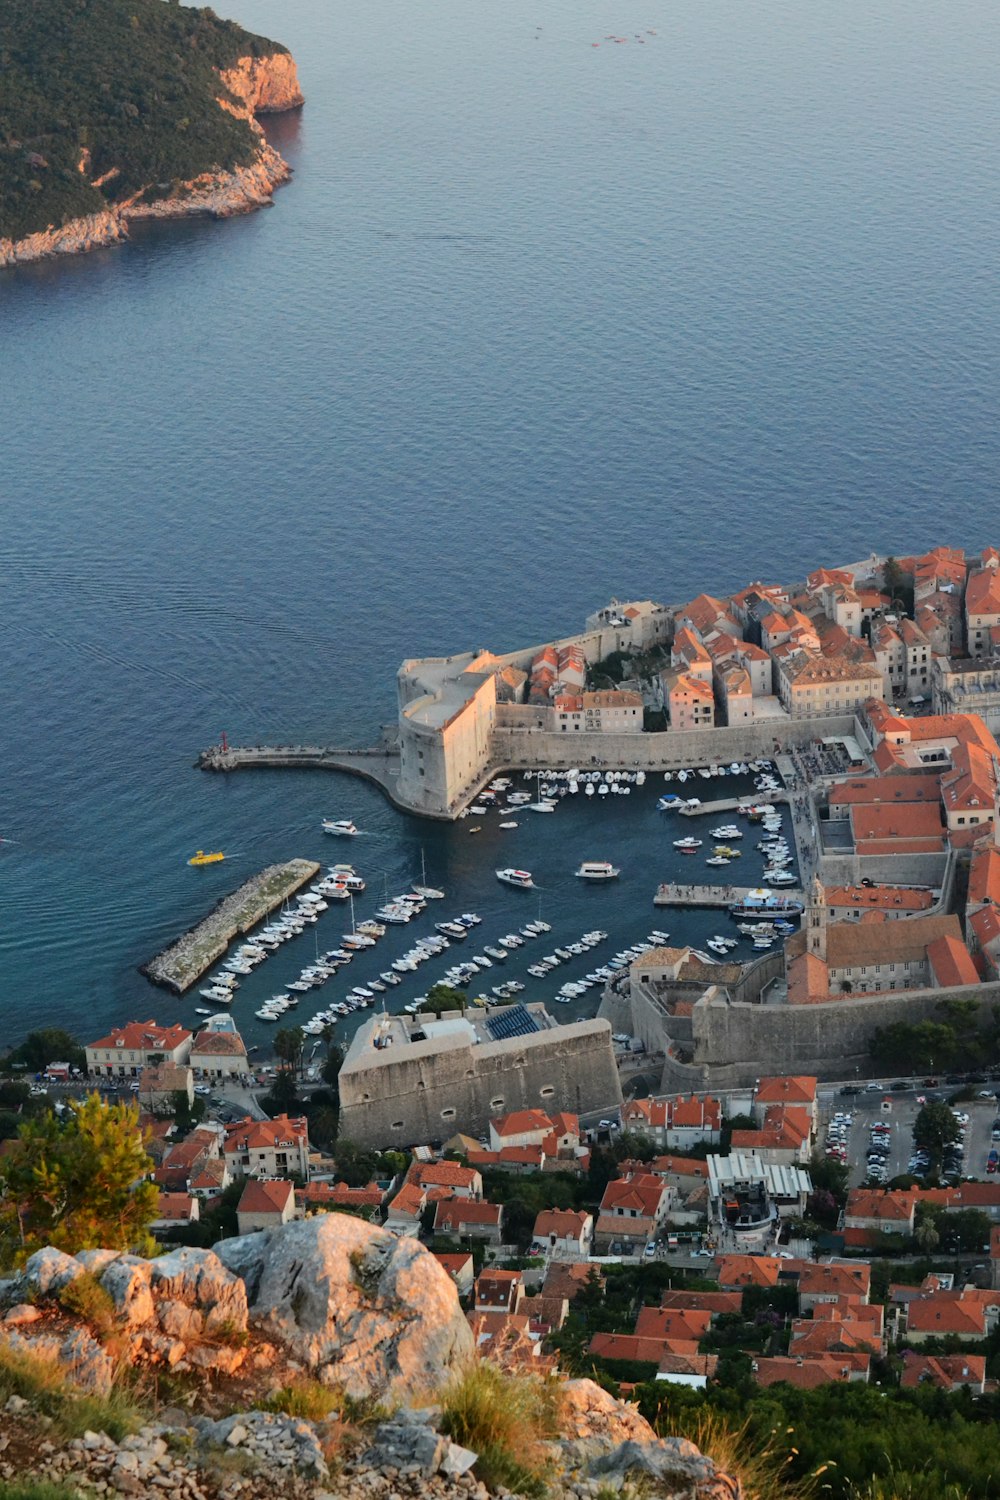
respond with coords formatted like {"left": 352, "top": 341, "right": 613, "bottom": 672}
{"left": 0, "top": 1216, "right": 741, "bottom": 1500}
{"left": 1, "top": 0, "right": 304, "bottom": 270}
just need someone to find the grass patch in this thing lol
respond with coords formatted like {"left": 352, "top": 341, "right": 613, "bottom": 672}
{"left": 57, "top": 1272, "right": 117, "bottom": 1340}
{"left": 664, "top": 1409, "right": 818, "bottom": 1500}
{"left": 0, "top": 1343, "right": 146, "bottom": 1443}
{"left": 440, "top": 1363, "right": 561, "bottom": 1499}
{"left": 847, "top": 1466, "right": 971, "bottom": 1500}
{"left": 257, "top": 1380, "right": 345, "bottom": 1423}
{"left": 0, "top": 1484, "right": 87, "bottom": 1500}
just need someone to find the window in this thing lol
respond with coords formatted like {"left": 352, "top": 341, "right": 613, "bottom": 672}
{"left": 441, "top": 1107, "right": 456, "bottom": 1120}
{"left": 490, "top": 1097, "right": 505, "bottom": 1111}
{"left": 540, "top": 1086, "right": 555, "bottom": 1098}
{"left": 391, "top": 1120, "right": 404, "bottom": 1130}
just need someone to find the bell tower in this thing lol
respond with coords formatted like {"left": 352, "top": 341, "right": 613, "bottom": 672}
{"left": 807, "top": 875, "right": 827, "bottom": 960}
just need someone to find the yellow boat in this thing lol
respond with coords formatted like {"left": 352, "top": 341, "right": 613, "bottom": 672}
{"left": 188, "top": 850, "right": 225, "bottom": 867}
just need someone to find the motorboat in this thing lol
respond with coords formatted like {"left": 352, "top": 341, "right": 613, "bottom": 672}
{"left": 499, "top": 820, "right": 519, "bottom": 829}
{"left": 496, "top": 868, "right": 535, "bottom": 889}
{"left": 484, "top": 946, "right": 508, "bottom": 962}
{"left": 705, "top": 856, "right": 731, "bottom": 867}
{"left": 575, "top": 861, "right": 621, "bottom": 880}
{"left": 188, "top": 850, "right": 225, "bottom": 866}
{"left": 528, "top": 801, "right": 557, "bottom": 813}
{"left": 657, "top": 794, "right": 683, "bottom": 810}
{"left": 710, "top": 826, "right": 743, "bottom": 839}
{"left": 322, "top": 819, "right": 358, "bottom": 836}
{"left": 673, "top": 837, "right": 702, "bottom": 849}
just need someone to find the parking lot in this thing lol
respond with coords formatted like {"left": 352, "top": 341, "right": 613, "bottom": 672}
{"left": 820, "top": 1081, "right": 1000, "bottom": 1185}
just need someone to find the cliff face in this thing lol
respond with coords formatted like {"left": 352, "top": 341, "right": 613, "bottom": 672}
{"left": 220, "top": 52, "right": 305, "bottom": 115}
{"left": 0, "top": 49, "right": 303, "bottom": 270}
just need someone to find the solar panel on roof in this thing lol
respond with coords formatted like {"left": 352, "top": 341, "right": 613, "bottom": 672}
{"left": 485, "top": 1004, "right": 540, "bottom": 1042}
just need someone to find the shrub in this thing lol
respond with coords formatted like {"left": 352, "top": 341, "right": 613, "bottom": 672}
{"left": 440, "top": 1363, "right": 561, "bottom": 1499}
{"left": 57, "top": 1272, "right": 117, "bottom": 1339}
{"left": 0, "top": 1343, "right": 144, "bottom": 1443}
{"left": 257, "top": 1380, "right": 344, "bottom": 1424}
{"left": 0, "top": 1484, "right": 88, "bottom": 1499}
{"left": 664, "top": 1409, "right": 819, "bottom": 1500}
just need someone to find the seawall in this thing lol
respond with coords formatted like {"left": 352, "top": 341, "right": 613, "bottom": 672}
{"left": 141, "top": 857, "right": 319, "bottom": 994}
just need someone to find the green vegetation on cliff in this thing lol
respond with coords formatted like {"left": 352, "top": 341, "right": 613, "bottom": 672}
{"left": 0, "top": 0, "right": 287, "bottom": 241}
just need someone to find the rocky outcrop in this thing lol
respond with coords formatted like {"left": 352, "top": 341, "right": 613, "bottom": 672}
{"left": 216, "top": 1214, "right": 475, "bottom": 1401}
{"left": 220, "top": 53, "right": 305, "bottom": 114}
{"left": 0, "top": 49, "right": 302, "bottom": 270}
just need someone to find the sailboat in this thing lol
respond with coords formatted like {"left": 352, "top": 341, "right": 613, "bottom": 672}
{"left": 412, "top": 848, "right": 445, "bottom": 900}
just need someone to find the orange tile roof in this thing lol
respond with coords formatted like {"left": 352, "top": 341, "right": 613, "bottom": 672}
{"left": 825, "top": 883, "right": 934, "bottom": 912}
{"left": 900, "top": 1352, "right": 986, "bottom": 1390}
{"left": 755, "top": 1077, "right": 817, "bottom": 1106}
{"left": 154, "top": 1192, "right": 196, "bottom": 1221}
{"left": 533, "top": 1208, "right": 590, "bottom": 1239}
{"left": 716, "top": 1255, "right": 784, "bottom": 1289}
{"left": 851, "top": 802, "right": 946, "bottom": 846}
{"left": 237, "top": 1178, "right": 294, "bottom": 1215}
{"left": 88, "top": 1020, "right": 191, "bottom": 1052}
{"left": 649, "top": 1154, "right": 711, "bottom": 1180}
{"left": 927, "top": 934, "right": 979, "bottom": 988}
{"left": 588, "top": 1333, "right": 675, "bottom": 1364}
{"left": 600, "top": 1175, "right": 666, "bottom": 1218}
{"left": 797, "top": 1262, "right": 870, "bottom": 1300}
{"left": 224, "top": 1114, "right": 308, "bottom": 1152}
{"left": 845, "top": 1188, "right": 917, "bottom": 1225}
{"left": 191, "top": 1031, "right": 247, "bottom": 1056}
{"left": 492, "top": 1109, "right": 553, "bottom": 1137}
{"left": 907, "top": 1297, "right": 985, "bottom": 1337}
{"left": 435, "top": 1199, "right": 503, "bottom": 1231}
{"left": 829, "top": 775, "right": 940, "bottom": 807}
{"left": 387, "top": 1182, "right": 426, "bottom": 1218}
{"left": 754, "top": 1354, "right": 869, "bottom": 1388}
{"left": 408, "top": 1160, "right": 481, "bottom": 1192}
{"left": 966, "top": 566, "right": 1000, "bottom": 616}
{"left": 660, "top": 1290, "right": 742, "bottom": 1316}
{"left": 634, "top": 1306, "right": 712, "bottom": 1342}
{"left": 968, "top": 842, "right": 1000, "bottom": 907}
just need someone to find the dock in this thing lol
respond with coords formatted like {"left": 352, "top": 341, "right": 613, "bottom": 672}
{"left": 141, "top": 858, "right": 320, "bottom": 994}
{"left": 653, "top": 882, "right": 805, "bottom": 909}
{"left": 675, "top": 793, "right": 787, "bottom": 817}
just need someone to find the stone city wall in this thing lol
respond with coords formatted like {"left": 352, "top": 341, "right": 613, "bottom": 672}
{"left": 816, "top": 849, "right": 951, "bottom": 892}
{"left": 489, "top": 714, "right": 859, "bottom": 775}
{"left": 651, "top": 980, "right": 1000, "bottom": 1092}
{"left": 338, "top": 1020, "right": 622, "bottom": 1148}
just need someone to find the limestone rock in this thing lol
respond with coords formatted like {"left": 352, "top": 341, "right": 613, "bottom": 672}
{"left": 157, "top": 1299, "right": 204, "bottom": 1342}
{"left": 216, "top": 1215, "right": 474, "bottom": 1401}
{"left": 100, "top": 1257, "right": 155, "bottom": 1327}
{"left": 3, "top": 1305, "right": 42, "bottom": 1326}
{"left": 590, "top": 1437, "right": 743, "bottom": 1500}
{"left": 559, "top": 1380, "right": 656, "bottom": 1445}
{"left": 60, "top": 1327, "right": 115, "bottom": 1396}
{"left": 22, "top": 1247, "right": 84, "bottom": 1296}
{"left": 149, "top": 1247, "right": 248, "bottom": 1333}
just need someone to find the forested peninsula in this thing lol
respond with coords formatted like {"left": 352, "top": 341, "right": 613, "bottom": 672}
{"left": 0, "top": 0, "right": 303, "bottom": 266}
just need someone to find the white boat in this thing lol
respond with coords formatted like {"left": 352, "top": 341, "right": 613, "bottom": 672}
{"left": 673, "top": 837, "right": 702, "bottom": 849}
{"left": 585, "top": 783, "right": 595, "bottom": 796}
{"left": 499, "top": 821, "right": 519, "bottom": 829}
{"left": 575, "top": 861, "right": 621, "bottom": 881}
{"left": 598, "top": 784, "right": 609, "bottom": 796}
{"left": 705, "top": 856, "right": 731, "bottom": 867}
{"left": 496, "top": 868, "right": 535, "bottom": 889}
{"left": 322, "top": 819, "right": 358, "bottom": 836}
{"left": 528, "top": 801, "right": 557, "bottom": 813}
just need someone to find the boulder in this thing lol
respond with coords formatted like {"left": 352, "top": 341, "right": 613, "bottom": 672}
{"left": 217, "top": 1215, "right": 474, "bottom": 1401}
{"left": 100, "top": 1258, "right": 155, "bottom": 1327}
{"left": 559, "top": 1380, "right": 656, "bottom": 1446}
{"left": 3, "top": 1305, "right": 42, "bottom": 1326}
{"left": 22, "top": 1247, "right": 84, "bottom": 1296}
{"left": 149, "top": 1248, "right": 248, "bottom": 1332}
{"left": 590, "top": 1437, "right": 743, "bottom": 1500}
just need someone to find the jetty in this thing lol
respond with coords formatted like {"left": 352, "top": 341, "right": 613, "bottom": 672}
{"left": 654, "top": 882, "right": 805, "bottom": 909}
{"left": 675, "top": 793, "right": 786, "bottom": 817}
{"left": 197, "top": 739, "right": 408, "bottom": 808}
{"left": 142, "top": 858, "right": 320, "bottom": 994}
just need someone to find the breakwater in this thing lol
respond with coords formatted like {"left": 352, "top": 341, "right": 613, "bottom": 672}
{"left": 653, "top": 882, "right": 805, "bottom": 909}
{"left": 141, "top": 858, "right": 320, "bottom": 994}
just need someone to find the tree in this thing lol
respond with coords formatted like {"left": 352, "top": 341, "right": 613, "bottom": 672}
{"left": 0, "top": 1094, "right": 157, "bottom": 1266}
{"left": 424, "top": 984, "right": 466, "bottom": 1014}
{"left": 273, "top": 1026, "right": 305, "bottom": 1076}
{"left": 334, "top": 1138, "right": 380, "bottom": 1188}
{"left": 321, "top": 1044, "right": 344, "bottom": 1093}
{"left": 2, "top": 1029, "right": 85, "bottom": 1075}
{"left": 913, "top": 1101, "right": 961, "bottom": 1169}
{"left": 262, "top": 1069, "right": 299, "bottom": 1114}
{"left": 914, "top": 1217, "right": 940, "bottom": 1254}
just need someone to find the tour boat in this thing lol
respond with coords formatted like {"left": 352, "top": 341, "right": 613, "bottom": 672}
{"left": 496, "top": 868, "right": 535, "bottom": 889}
{"left": 673, "top": 837, "right": 702, "bottom": 849}
{"left": 188, "top": 850, "right": 225, "bottom": 866}
{"left": 575, "top": 861, "right": 621, "bottom": 881}
{"left": 322, "top": 819, "right": 358, "bottom": 837}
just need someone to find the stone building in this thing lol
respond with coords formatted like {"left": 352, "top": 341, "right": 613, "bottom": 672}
{"left": 338, "top": 1004, "right": 621, "bottom": 1149}
{"left": 85, "top": 1021, "right": 192, "bottom": 1079}
{"left": 189, "top": 1028, "right": 248, "bottom": 1079}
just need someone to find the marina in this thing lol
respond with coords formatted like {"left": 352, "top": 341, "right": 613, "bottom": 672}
{"left": 135, "top": 758, "right": 806, "bottom": 1053}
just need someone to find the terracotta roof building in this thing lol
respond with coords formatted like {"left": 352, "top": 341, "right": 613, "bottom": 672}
{"left": 236, "top": 1177, "right": 296, "bottom": 1235}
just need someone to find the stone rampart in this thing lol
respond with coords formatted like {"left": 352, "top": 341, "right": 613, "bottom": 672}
{"left": 651, "top": 981, "right": 1000, "bottom": 1091}
{"left": 338, "top": 1019, "right": 622, "bottom": 1148}
{"left": 489, "top": 714, "right": 858, "bottom": 775}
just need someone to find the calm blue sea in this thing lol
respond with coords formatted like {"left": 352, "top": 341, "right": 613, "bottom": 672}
{"left": 3, "top": 0, "right": 1000, "bottom": 1048}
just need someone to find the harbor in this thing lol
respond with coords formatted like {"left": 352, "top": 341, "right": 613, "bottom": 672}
{"left": 141, "top": 859, "right": 321, "bottom": 995}
{"left": 126, "top": 758, "right": 804, "bottom": 1052}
